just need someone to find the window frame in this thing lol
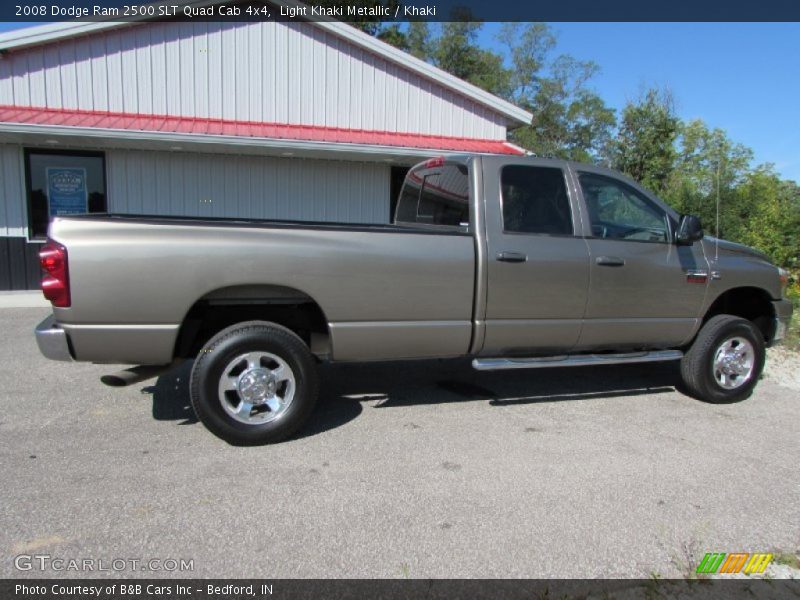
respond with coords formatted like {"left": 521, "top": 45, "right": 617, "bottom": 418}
{"left": 24, "top": 148, "right": 108, "bottom": 241}
{"left": 498, "top": 164, "right": 576, "bottom": 238}
{"left": 576, "top": 170, "right": 675, "bottom": 245}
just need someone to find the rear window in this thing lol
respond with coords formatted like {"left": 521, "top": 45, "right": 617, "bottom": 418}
{"left": 501, "top": 166, "right": 573, "bottom": 235}
{"left": 395, "top": 164, "right": 470, "bottom": 229}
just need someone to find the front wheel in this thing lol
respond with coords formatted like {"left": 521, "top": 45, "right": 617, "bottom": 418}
{"left": 680, "top": 314, "right": 766, "bottom": 403}
{"left": 190, "top": 321, "right": 319, "bottom": 445}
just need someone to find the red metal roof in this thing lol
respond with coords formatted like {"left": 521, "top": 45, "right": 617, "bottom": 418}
{"left": 0, "top": 105, "right": 525, "bottom": 156}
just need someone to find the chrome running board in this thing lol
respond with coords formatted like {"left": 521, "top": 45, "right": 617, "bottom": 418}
{"left": 472, "top": 350, "right": 683, "bottom": 371}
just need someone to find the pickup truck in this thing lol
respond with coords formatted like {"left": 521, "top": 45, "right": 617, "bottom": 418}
{"left": 35, "top": 155, "right": 793, "bottom": 445}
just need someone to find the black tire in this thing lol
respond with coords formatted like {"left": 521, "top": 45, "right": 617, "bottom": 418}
{"left": 680, "top": 314, "right": 765, "bottom": 404}
{"left": 189, "top": 321, "right": 319, "bottom": 445}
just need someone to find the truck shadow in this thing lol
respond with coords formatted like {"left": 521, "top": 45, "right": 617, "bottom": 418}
{"left": 144, "top": 358, "right": 681, "bottom": 438}
{"left": 144, "top": 360, "right": 364, "bottom": 438}
{"left": 319, "top": 358, "right": 681, "bottom": 408}
{"left": 143, "top": 361, "right": 197, "bottom": 425}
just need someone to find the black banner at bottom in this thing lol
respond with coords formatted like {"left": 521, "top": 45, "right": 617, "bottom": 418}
{"left": 3, "top": 579, "right": 800, "bottom": 600}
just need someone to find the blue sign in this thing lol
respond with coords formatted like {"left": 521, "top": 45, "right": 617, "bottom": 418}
{"left": 47, "top": 167, "right": 88, "bottom": 217}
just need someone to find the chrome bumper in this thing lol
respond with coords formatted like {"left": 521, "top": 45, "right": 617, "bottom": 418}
{"left": 771, "top": 298, "right": 793, "bottom": 345}
{"left": 35, "top": 315, "right": 73, "bottom": 361}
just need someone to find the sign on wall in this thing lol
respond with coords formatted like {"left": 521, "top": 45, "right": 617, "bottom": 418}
{"left": 47, "top": 167, "right": 88, "bottom": 217}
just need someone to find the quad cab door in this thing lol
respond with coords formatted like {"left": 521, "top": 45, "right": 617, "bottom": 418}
{"left": 480, "top": 157, "right": 590, "bottom": 356}
{"left": 569, "top": 166, "right": 709, "bottom": 350}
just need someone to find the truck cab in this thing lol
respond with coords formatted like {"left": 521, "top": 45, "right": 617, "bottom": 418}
{"left": 394, "top": 155, "right": 789, "bottom": 357}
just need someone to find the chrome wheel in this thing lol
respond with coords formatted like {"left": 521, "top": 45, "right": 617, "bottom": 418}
{"left": 217, "top": 351, "right": 295, "bottom": 425}
{"left": 712, "top": 336, "right": 755, "bottom": 390}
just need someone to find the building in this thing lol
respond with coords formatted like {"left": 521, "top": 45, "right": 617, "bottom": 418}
{"left": 0, "top": 9, "right": 532, "bottom": 290}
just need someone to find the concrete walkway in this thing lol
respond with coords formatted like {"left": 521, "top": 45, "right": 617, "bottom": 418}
{"left": 0, "top": 291, "right": 50, "bottom": 308}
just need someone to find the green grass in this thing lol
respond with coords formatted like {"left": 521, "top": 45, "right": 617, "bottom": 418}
{"left": 784, "top": 287, "right": 800, "bottom": 351}
{"left": 773, "top": 552, "right": 800, "bottom": 569}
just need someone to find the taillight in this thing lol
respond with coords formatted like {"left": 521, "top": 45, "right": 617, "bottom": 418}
{"left": 39, "top": 240, "right": 70, "bottom": 307}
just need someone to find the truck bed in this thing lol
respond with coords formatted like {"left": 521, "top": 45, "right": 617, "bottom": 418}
{"left": 47, "top": 213, "right": 477, "bottom": 364}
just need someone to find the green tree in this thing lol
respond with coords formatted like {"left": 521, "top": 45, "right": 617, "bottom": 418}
{"left": 607, "top": 88, "right": 679, "bottom": 194}
{"left": 375, "top": 24, "right": 409, "bottom": 51}
{"left": 665, "top": 119, "right": 753, "bottom": 240}
{"left": 733, "top": 167, "right": 800, "bottom": 268}
{"left": 363, "top": 21, "right": 613, "bottom": 161}
{"left": 498, "top": 23, "right": 615, "bottom": 162}
{"left": 432, "top": 21, "right": 512, "bottom": 96}
{"left": 406, "top": 22, "right": 432, "bottom": 60}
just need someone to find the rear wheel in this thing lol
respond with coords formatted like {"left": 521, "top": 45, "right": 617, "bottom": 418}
{"left": 680, "top": 314, "right": 765, "bottom": 403}
{"left": 190, "top": 321, "right": 318, "bottom": 445}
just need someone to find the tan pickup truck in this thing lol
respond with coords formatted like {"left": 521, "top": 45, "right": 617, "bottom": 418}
{"left": 35, "top": 155, "right": 793, "bottom": 444}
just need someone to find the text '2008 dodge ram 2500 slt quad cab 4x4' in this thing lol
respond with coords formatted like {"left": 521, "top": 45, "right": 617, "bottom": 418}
{"left": 35, "top": 155, "right": 793, "bottom": 444}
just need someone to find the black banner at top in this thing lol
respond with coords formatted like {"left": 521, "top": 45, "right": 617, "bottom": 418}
{"left": 1, "top": 0, "right": 800, "bottom": 23}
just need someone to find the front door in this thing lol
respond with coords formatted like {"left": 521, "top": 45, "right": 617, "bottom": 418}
{"left": 482, "top": 159, "right": 590, "bottom": 356}
{"left": 572, "top": 169, "right": 709, "bottom": 350}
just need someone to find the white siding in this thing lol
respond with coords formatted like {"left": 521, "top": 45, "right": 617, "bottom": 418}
{"left": 0, "top": 144, "right": 26, "bottom": 237}
{"left": 106, "top": 149, "right": 390, "bottom": 224}
{"left": 0, "top": 21, "right": 508, "bottom": 140}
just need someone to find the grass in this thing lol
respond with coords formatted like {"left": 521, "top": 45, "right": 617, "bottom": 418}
{"left": 773, "top": 552, "right": 800, "bottom": 569}
{"left": 784, "top": 284, "right": 800, "bottom": 351}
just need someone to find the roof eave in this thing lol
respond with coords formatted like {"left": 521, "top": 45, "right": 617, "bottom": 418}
{"left": 0, "top": 122, "right": 523, "bottom": 158}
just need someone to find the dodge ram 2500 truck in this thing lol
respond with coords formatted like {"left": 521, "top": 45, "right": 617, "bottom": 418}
{"left": 35, "top": 155, "right": 793, "bottom": 444}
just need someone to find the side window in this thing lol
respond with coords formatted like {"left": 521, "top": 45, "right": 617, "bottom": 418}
{"left": 501, "top": 165, "right": 573, "bottom": 235}
{"left": 395, "top": 164, "right": 469, "bottom": 229}
{"left": 578, "top": 172, "right": 669, "bottom": 243}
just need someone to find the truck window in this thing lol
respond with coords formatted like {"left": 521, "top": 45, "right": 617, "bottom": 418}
{"left": 501, "top": 166, "right": 573, "bottom": 235}
{"left": 395, "top": 164, "right": 469, "bottom": 229}
{"left": 578, "top": 172, "right": 669, "bottom": 242}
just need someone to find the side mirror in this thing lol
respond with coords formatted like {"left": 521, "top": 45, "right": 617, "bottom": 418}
{"left": 676, "top": 214, "right": 704, "bottom": 245}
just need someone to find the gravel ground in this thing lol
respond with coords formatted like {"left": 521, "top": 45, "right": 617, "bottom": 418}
{"left": 1, "top": 307, "right": 799, "bottom": 579}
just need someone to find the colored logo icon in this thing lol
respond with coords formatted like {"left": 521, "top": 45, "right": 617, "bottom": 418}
{"left": 696, "top": 553, "right": 773, "bottom": 575}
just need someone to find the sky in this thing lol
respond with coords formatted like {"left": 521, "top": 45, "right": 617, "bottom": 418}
{"left": 1, "top": 21, "right": 798, "bottom": 182}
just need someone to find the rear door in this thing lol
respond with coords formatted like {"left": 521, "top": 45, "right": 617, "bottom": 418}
{"left": 481, "top": 157, "right": 590, "bottom": 355}
{"left": 571, "top": 167, "right": 709, "bottom": 349}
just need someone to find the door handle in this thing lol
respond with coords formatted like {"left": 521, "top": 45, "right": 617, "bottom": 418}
{"left": 596, "top": 256, "right": 625, "bottom": 267}
{"left": 496, "top": 251, "right": 527, "bottom": 263}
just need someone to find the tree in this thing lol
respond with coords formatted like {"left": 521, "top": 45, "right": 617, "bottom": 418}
{"left": 363, "top": 21, "right": 613, "bottom": 161}
{"left": 375, "top": 24, "right": 409, "bottom": 51}
{"left": 733, "top": 167, "right": 800, "bottom": 268}
{"left": 406, "top": 22, "right": 432, "bottom": 60}
{"left": 498, "top": 23, "right": 615, "bottom": 162}
{"left": 664, "top": 119, "right": 753, "bottom": 240}
{"left": 432, "top": 21, "right": 512, "bottom": 97}
{"left": 607, "top": 88, "right": 679, "bottom": 194}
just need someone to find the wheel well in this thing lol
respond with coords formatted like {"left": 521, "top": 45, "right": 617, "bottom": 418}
{"left": 174, "top": 285, "right": 331, "bottom": 360}
{"left": 703, "top": 287, "right": 776, "bottom": 342}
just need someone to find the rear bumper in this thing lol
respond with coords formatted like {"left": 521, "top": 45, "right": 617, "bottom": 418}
{"left": 771, "top": 298, "right": 793, "bottom": 345}
{"left": 35, "top": 315, "right": 73, "bottom": 362}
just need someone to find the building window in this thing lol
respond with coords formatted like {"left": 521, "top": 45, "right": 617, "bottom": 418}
{"left": 25, "top": 150, "right": 107, "bottom": 240}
